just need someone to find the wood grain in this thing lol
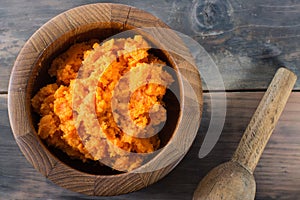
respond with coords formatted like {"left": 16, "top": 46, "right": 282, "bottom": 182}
{"left": 193, "top": 161, "right": 256, "bottom": 200}
{"left": 2, "top": 92, "right": 300, "bottom": 199}
{"left": 198, "top": 92, "right": 300, "bottom": 200}
{"left": 8, "top": 3, "right": 202, "bottom": 196}
{"left": 1, "top": 0, "right": 300, "bottom": 199}
{"left": 2, "top": 0, "right": 300, "bottom": 92}
{"left": 232, "top": 68, "right": 297, "bottom": 173}
{"left": 193, "top": 68, "right": 296, "bottom": 200}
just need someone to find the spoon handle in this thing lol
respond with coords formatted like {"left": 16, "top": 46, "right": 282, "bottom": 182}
{"left": 231, "top": 67, "right": 297, "bottom": 174}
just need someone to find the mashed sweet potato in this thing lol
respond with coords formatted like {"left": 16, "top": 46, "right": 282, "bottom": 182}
{"left": 31, "top": 35, "right": 174, "bottom": 171}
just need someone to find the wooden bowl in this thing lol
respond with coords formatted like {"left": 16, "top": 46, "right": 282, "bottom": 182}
{"left": 8, "top": 3, "right": 202, "bottom": 196}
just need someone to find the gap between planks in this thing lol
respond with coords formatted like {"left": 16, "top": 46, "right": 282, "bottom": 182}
{"left": 2, "top": 90, "right": 300, "bottom": 95}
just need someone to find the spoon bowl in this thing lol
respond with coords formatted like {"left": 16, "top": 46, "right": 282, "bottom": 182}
{"left": 194, "top": 161, "right": 255, "bottom": 200}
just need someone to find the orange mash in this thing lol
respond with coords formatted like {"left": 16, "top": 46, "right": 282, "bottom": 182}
{"left": 31, "top": 35, "right": 173, "bottom": 171}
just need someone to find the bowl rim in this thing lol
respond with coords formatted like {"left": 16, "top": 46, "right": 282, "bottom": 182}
{"left": 8, "top": 2, "right": 203, "bottom": 196}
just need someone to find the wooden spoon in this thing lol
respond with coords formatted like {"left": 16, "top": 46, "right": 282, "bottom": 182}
{"left": 193, "top": 67, "right": 297, "bottom": 200}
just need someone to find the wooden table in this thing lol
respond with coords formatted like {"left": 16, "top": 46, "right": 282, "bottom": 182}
{"left": 1, "top": 1, "right": 300, "bottom": 199}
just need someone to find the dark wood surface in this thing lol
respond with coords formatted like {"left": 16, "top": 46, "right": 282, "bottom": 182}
{"left": 1, "top": 0, "right": 300, "bottom": 199}
{"left": 2, "top": 0, "right": 300, "bottom": 92}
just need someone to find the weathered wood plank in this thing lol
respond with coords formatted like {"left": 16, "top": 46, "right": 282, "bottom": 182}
{"left": 0, "top": 95, "right": 80, "bottom": 199}
{"left": 1, "top": 92, "right": 300, "bottom": 199}
{"left": 167, "top": 0, "right": 300, "bottom": 90}
{"left": 195, "top": 92, "right": 300, "bottom": 200}
{"left": 1, "top": 0, "right": 300, "bottom": 92}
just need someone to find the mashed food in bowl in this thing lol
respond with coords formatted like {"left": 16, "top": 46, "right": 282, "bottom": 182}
{"left": 31, "top": 35, "right": 174, "bottom": 171}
